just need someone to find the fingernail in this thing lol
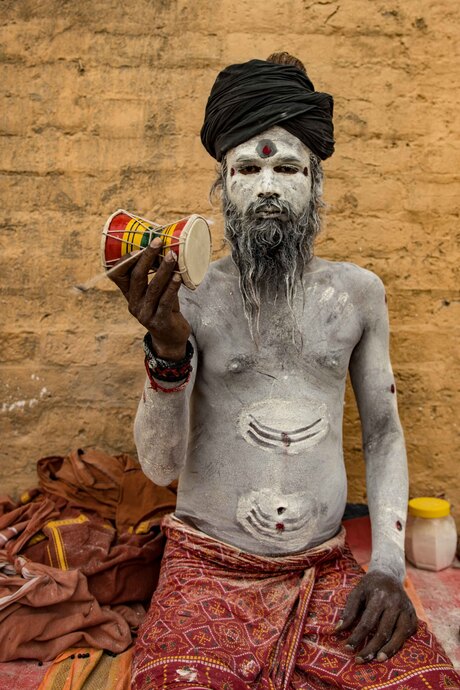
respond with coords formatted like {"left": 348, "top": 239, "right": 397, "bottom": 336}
{"left": 335, "top": 619, "right": 343, "bottom": 631}
{"left": 345, "top": 644, "right": 355, "bottom": 651}
{"left": 151, "top": 238, "right": 162, "bottom": 248}
{"left": 172, "top": 274, "right": 181, "bottom": 283}
{"left": 356, "top": 656, "right": 364, "bottom": 664}
{"left": 377, "top": 652, "right": 387, "bottom": 662}
{"left": 166, "top": 250, "right": 177, "bottom": 262}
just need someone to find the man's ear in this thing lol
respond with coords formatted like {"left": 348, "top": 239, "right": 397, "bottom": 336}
{"left": 221, "top": 156, "right": 229, "bottom": 184}
{"left": 309, "top": 153, "right": 324, "bottom": 198}
{"left": 317, "top": 175, "right": 323, "bottom": 196}
{"left": 209, "top": 159, "right": 226, "bottom": 205}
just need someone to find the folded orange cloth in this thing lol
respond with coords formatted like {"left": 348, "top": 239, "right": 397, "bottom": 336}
{"left": 0, "top": 498, "right": 59, "bottom": 557}
{"left": 36, "top": 449, "right": 176, "bottom": 531}
{"left": 0, "top": 556, "right": 133, "bottom": 662}
{"left": 0, "top": 448, "right": 178, "bottom": 662}
{"left": 0, "top": 496, "right": 17, "bottom": 518}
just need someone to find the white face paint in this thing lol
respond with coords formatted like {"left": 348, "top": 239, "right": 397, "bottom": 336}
{"left": 225, "top": 126, "right": 313, "bottom": 217}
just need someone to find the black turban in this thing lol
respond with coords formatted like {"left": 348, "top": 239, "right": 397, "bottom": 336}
{"left": 200, "top": 59, "right": 334, "bottom": 161}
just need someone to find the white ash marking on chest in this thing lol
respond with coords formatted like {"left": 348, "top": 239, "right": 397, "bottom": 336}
{"left": 239, "top": 397, "right": 329, "bottom": 454}
{"left": 319, "top": 286, "right": 335, "bottom": 303}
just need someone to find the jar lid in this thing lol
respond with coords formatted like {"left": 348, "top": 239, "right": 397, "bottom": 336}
{"left": 408, "top": 497, "right": 451, "bottom": 518}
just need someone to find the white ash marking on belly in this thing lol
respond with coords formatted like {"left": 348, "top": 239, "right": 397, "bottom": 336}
{"left": 237, "top": 488, "right": 320, "bottom": 548}
{"left": 239, "top": 398, "right": 329, "bottom": 455}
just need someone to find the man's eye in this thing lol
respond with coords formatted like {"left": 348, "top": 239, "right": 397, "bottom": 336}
{"left": 274, "top": 166, "right": 298, "bottom": 174}
{"left": 239, "top": 166, "right": 261, "bottom": 175}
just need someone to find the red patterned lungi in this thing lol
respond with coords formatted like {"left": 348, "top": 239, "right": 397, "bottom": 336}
{"left": 132, "top": 515, "right": 459, "bottom": 690}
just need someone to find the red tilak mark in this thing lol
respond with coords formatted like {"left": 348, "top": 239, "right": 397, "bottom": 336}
{"left": 230, "top": 168, "right": 236, "bottom": 176}
{"left": 396, "top": 521, "right": 402, "bottom": 531}
{"left": 276, "top": 523, "right": 285, "bottom": 532}
{"left": 262, "top": 145, "right": 272, "bottom": 156}
{"left": 390, "top": 384, "right": 395, "bottom": 394}
{"left": 281, "top": 432, "right": 291, "bottom": 447}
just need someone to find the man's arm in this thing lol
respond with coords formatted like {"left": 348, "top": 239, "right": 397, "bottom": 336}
{"left": 109, "top": 238, "right": 195, "bottom": 485}
{"left": 338, "top": 272, "right": 417, "bottom": 662}
{"left": 134, "top": 336, "right": 197, "bottom": 485}
{"left": 349, "top": 273, "right": 407, "bottom": 579}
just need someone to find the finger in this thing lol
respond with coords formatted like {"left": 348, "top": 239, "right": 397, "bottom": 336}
{"left": 128, "top": 238, "right": 163, "bottom": 305}
{"left": 375, "top": 611, "right": 418, "bottom": 661}
{"left": 155, "top": 273, "right": 182, "bottom": 315}
{"left": 107, "top": 250, "right": 142, "bottom": 281}
{"left": 143, "top": 250, "right": 178, "bottom": 311}
{"left": 356, "top": 608, "right": 398, "bottom": 663}
{"left": 169, "top": 288, "right": 181, "bottom": 313}
{"left": 336, "top": 586, "right": 364, "bottom": 632}
{"left": 345, "top": 594, "right": 385, "bottom": 650}
{"left": 107, "top": 251, "right": 142, "bottom": 298}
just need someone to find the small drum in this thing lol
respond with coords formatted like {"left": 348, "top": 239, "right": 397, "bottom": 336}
{"left": 101, "top": 209, "right": 212, "bottom": 290}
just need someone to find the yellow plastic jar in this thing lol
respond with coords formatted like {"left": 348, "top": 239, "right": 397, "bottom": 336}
{"left": 405, "top": 497, "right": 457, "bottom": 571}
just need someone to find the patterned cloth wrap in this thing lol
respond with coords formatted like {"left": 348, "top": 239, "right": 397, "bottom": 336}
{"left": 132, "top": 514, "right": 460, "bottom": 690}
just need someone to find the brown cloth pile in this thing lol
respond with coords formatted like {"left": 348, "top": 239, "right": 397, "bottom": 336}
{"left": 0, "top": 448, "right": 177, "bottom": 662}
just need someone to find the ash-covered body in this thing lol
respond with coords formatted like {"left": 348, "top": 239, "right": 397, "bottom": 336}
{"left": 135, "top": 254, "right": 406, "bottom": 574}
{"left": 126, "top": 57, "right": 421, "bottom": 671}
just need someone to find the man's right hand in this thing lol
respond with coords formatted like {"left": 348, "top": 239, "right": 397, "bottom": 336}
{"left": 109, "top": 238, "right": 191, "bottom": 361}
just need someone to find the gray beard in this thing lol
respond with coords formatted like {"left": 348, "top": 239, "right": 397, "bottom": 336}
{"left": 223, "top": 192, "right": 320, "bottom": 339}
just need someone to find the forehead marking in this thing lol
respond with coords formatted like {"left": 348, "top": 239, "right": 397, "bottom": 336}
{"left": 256, "top": 139, "right": 277, "bottom": 158}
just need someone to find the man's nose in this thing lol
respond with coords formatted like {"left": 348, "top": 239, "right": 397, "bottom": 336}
{"left": 258, "top": 189, "right": 280, "bottom": 199}
{"left": 256, "top": 170, "right": 280, "bottom": 198}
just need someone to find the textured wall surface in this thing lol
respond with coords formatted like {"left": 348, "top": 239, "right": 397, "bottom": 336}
{"left": 1, "top": 1, "right": 458, "bottom": 523}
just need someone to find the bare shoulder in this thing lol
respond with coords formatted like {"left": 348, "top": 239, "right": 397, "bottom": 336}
{"left": 315, "top": 257, "right": 386, "bottom": 302}
{"left": 313, "top": 258, "right": 387, "bottom": 331}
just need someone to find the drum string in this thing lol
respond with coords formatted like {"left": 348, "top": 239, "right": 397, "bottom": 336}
{"left": 108, "top": 210, "right": 188, "bottom": 249}
{"left": 120, "top": 209, "right": 163, "bottom": 229}
{"left": 104, "top": 254, "right": 188, "bottom": 277}
{"left": 106, "top": 231, "right": 186, "bottom": 253}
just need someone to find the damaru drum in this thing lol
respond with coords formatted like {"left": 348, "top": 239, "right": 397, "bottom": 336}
{"left": 101, "top": 209, "right": 212, "bottom": 290}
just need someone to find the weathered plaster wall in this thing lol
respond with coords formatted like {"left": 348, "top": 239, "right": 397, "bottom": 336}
{"left": 1, "top": 1, "right": 458, "bottom": 523}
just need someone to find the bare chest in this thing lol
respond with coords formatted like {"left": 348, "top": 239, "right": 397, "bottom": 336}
{"left": 196, "top": 281, "right": 362, "bottom": 385}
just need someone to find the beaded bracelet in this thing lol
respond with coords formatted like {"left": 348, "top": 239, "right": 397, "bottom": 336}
{"left": 143, "top": 333, "right": 194, "bottom": 393}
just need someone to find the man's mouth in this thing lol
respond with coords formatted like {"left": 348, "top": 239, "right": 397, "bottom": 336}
{"left": 254, "top": 206, "right": 286, "bottom": 219}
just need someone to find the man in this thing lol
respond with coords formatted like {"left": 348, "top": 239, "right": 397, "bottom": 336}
{"left": 112, "top": 54, "right": 459, "bottom": 689}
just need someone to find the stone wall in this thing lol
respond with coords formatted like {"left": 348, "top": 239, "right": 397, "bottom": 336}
{"left": 1, "top": 0, "right": 458, "bottom": 523}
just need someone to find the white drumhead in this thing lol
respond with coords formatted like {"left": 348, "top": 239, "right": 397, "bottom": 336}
{"left": 178, "top": 215, "right": 212, "bottom": 289}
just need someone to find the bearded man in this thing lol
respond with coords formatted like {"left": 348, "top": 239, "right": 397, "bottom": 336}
{"left": 112, "top": 54, "right": 459, "bottom": 689}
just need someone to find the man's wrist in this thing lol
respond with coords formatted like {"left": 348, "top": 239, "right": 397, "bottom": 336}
{"left": 143, "top": 332, "right": 194, "bottom": 393}
{"left": 368, "top": 559, "right": 405, "bottom": 583}
{"left": 149, "top": 334, "right": 187, "bottom": 361}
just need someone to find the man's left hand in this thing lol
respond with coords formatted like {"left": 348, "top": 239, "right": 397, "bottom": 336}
{"left": 336, "top": 570, "right": 418, "bottom": 663}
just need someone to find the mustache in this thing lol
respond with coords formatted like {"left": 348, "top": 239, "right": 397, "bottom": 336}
{"left": 246, "top": 196, "right": 294, "bottom": 219}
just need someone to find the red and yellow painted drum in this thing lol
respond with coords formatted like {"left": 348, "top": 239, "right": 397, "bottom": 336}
{"left": 101, "top": 209, "right": 212, "bottom": 290}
